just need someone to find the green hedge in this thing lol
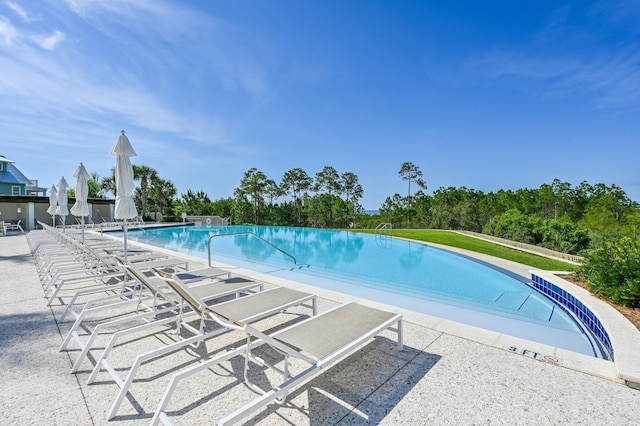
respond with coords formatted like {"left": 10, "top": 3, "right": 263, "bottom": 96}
{"left": 578, "top": 237, "right": 640, "bottom": 308}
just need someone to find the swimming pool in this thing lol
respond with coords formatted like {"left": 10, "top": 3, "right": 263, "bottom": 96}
{"left": 120, "top": 224, "right": 600, "bottom": 357}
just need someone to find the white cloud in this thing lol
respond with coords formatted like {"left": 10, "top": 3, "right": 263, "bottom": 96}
{"left": 5, "top": 1, "right": 33, "bottom": 22}
{"left": 0, "top": 15, "right": 19, "bottom": 44}
{"left": 34, "top": 29, "right": 64, "bottom": 50}
{"left": 0, "top": 2, "right": 232, "bottom": 144}
{"left": 1, "top": 0, "right": 274, "bottom": 195}
{"left": 476, "top": 50, "right": 579, "bottom": 80}
{"left": 65, "top": 0, "right": 213, "bottom": 39}
{"left": 568, "top": 48, "right": 640, "bottom": 110}
{"left": 0, "top": 24, "right": 225, "bottom": 148}
{"left": 474, "top": 47, "right": 640, "bottom": 110}
{"left": 471, "top": 2, "right": 640, "bottom": 112}
{"left": 63, "top": 0, "right": 271, "bottom": 100}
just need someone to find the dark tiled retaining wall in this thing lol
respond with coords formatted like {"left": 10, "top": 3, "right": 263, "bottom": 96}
{"left": 530, "top": 273, "right": 613, "bottom": 360}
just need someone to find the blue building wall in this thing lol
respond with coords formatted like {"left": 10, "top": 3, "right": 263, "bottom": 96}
{"left": 0, "top": 159, "right": 29, "bottom": 195}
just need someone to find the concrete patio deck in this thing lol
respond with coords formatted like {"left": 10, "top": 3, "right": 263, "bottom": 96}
{"left": 1, "top": 230, "right": 639, "bottom": 425}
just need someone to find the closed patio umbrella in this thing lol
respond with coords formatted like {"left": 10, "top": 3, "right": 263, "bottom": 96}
{"left": 55, "top": 177, "right": 69, "bottom": 231}
{"left": 110, "top": 130, "right": 138, "bottom": 260}
{"left": 47, "top": 184, "right": 58, "bottom": 227}
{"left": 70, "top": 162, "right": 90, "bottom": 242}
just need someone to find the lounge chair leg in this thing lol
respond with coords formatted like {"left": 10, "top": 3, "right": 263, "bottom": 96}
{"left": 59, "top": 315, "right": 86, "bottom": 351}
{"left": 150, "top": 345, "right": 249, "bottom": 426}
{"left": 70, "top": 331, "right": 98, "bottom": 373}
{"left": 218, "top": 367, "right": 318, "bottom": 426}
{"left": 106, "top": 327, "right": 225, "bottom": 420}
{"left": 87, "top": 314, "right": 184, "bottom": 384}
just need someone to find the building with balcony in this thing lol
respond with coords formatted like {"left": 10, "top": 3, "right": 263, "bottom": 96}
{"left": 0, "top": 155, "right": 48, "bottom": 196}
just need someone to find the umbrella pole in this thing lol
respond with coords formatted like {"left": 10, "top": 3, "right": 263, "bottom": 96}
{"left": 81, "top": 217, "right": 85, "bottom": 243}
{"left": 123, "top": 220, "right": 128, "bottom": 262}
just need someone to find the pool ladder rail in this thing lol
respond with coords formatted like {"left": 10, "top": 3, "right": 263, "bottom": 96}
{"left": 375, "top": 222, "right": 392, "bottom": 238}
{"left": 207, "top": 231, "right": 298, "bottom": 267}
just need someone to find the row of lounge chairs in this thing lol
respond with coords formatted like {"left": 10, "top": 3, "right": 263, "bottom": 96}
{"left": 27, "top": 223, "right": 404, "bottom": 425}
{"left": 54, "top": 217, "right": 147, "bottom": 232}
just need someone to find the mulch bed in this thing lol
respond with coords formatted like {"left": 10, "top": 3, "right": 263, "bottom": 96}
{"left": 559, "top": 274, "right": 640, "bottom": 331}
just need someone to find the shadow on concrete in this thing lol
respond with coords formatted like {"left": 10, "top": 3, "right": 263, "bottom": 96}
{"left": 159, "top": 336, "right": 440, "bottom": 424}
{"left": 0, "top": 252, "right": 35, "bottom": 265}
{"left": 0, "top": 311, "right": 58, "bottom": 364}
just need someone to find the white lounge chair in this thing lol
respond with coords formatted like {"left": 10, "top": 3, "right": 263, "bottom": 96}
{"left": 61, "top": 264, "right": 264, "bottom": 374}
{"left": 30, "top": 226, "right": 184, "bottom": 317}
{"left": 87, "top": 264, "right": 317, "bottom": 420}
{"left": 45, "top": 245, "right": 189, "bottom": 306}
{"left": 5, "top": 219, "right": 24, "bottom": 233}
{"left": 150, "top": 285, "right": 403, "bottom": 425}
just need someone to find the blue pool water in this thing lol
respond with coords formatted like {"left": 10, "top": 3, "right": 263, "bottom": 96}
{"left": 120, "top": 224, "right": 599, "bottom": 357}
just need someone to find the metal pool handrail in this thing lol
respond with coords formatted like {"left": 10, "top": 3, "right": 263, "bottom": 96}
{"left": 207, "top": 231, "right": 297, "bottom": 267}
{"left": 375, "top": 222, "right": 392, "bottom": 238}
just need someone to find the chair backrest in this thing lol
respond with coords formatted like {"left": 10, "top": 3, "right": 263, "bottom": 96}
{"left": 152, "top": 268, "right": 207, "bottom": 312}
{"left": 82, "top": 245, "right": 122, "bottom": 272}
{"left": 153, "top": 268, "right": 244, "bottom": 329}
{"left": 123, "top": 264, "right": 174, "bottom": 302}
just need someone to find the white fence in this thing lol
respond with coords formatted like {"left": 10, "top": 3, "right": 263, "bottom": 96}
{"left": 455, "top": 230, "right": 584, "bottom": 264}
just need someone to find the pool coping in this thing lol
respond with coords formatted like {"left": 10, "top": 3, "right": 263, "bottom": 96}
{"left": 107, "top": 230, "right": 640, "bottom": 389}
{"left": 532, "top": 270, "right": 640, "bottom": 389}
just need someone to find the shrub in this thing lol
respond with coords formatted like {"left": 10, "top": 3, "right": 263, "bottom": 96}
{"left": 483, "top": 209, "right": 541, "bottom": 244}
{"left": 578, "top": 236, "right": 640, "bottom": 307}
{"left": 537, "top": 218, "right": 590, "bottom": 254}
{"left": 160, "top": 215, "right": 180, "bottom": 223}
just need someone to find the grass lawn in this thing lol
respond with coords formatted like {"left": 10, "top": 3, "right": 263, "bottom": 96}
{"left": 353, "top": 229, "right": 579, "bottom": 272}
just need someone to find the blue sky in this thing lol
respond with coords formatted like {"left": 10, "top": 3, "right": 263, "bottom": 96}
{"left": 1, "top": 0, "right": 639, "bottom": 209}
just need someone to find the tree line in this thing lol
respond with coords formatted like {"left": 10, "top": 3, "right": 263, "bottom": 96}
{"left": 379, "top": 174, "right": 639, "bottom": 255}
{"left": 82, "top": 164, "right": 364, "bottom": 229}
{"left": 82, "top": 161, "right": 639, "bottom": 257}
{"left": 80, "top": 160, "right": 639, "bottom": 307}
{"left": 177, "top": 166, "right": 364, "bottom": 229}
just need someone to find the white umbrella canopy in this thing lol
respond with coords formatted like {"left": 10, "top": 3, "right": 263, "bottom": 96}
{"left": 55, "top": 176, "right": 70, "bottom": 230}
{"left": 71, "top": 162, "right": 91, "bottom": 242}
{"left": 110, "top": 130, "right": 138, "bottom": 259}
{"left": 70, "top": 163, "right": 90, "bottom": 217}
{"left": 47, "top": 184, "right": 58, "bottom": 226}
{"left": 111, "top": 130, "right": 138, "bottom": 220}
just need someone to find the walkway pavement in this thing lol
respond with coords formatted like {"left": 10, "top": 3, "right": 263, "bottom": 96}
{"left": 1, "top": 231, "right": 640, "bottom": 425}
